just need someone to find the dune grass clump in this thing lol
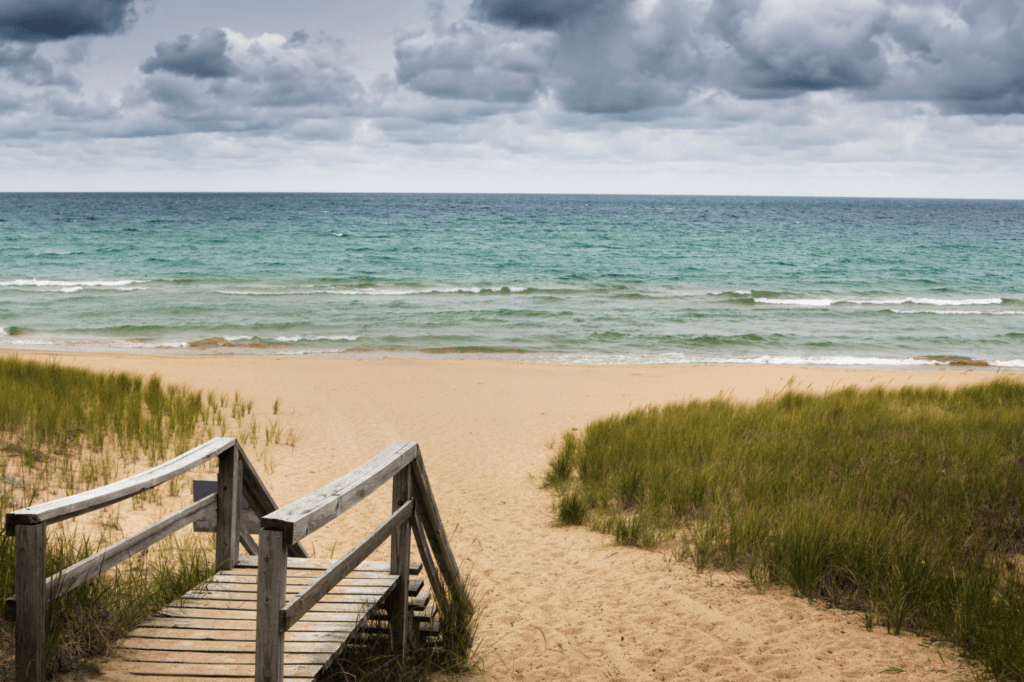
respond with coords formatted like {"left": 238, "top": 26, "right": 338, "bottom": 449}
{"left": 545, "top": 378, "right": 1024, "bottom": 681}
{"left": 0, "top": 355, "right": 273, "bottom": 677}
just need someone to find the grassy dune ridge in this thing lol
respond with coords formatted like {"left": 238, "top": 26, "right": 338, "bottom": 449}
{"left": 547, "top": 379, "right": 1024, "bottom": 680}
{"left": 0, "top": 356, "right": 240, "bottom": 677}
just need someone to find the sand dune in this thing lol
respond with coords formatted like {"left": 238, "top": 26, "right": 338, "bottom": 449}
{"left": 18, "top": 352, "right": 996, "bottom": 681}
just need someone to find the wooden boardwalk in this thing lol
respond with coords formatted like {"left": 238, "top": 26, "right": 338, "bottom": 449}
{"left": 6, "top": 439, "right": 465, "bottom": 682}
{"left": 120, "top": 557, "right": 433, "bottom": 681}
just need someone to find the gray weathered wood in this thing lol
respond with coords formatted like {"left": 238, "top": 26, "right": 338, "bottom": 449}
{"left": 256, "top": 528, "right": 287, "bottom": 682}
{"left": 5, "top": 438, "right": 235, "bottom": 534}
{"left": 282, "top": 501, "right": 413, "bottom": 632}
{"left": 216, "top": 445, "right": 241, "bottom": 571}
{"left": 388, "top": 466, "right": 411, "bottom": 661}
{"left": 14, "top": 522, "right": 45, "bottom": 682}
{"left": 4, "top": 495, "right": 215, "bottom": 621}
{"left": 234, "top": 556, "right": 421, "bottom": 574}
{"left": 239, "top": 530, "right": 259, "bottom": 556}
{"left": 409, "top": 453, "right": 467, "bottom": 603}
{"left": 236, "top": 446, "right": 308, "bottom": 558}
{"left": 411, "top": 509, "right": 448, "bottom": 616}
{"left": 261, "top": 441, "right": 419, "bottom": 544}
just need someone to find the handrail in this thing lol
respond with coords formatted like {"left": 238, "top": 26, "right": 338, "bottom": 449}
{"left": 261, "top": 440, "right": 419, "bottom": 545}
{"left": 4, "top": 437, "right": 296, "bottom": 682}
{"left": 282, "top": 500, "right": 414, "bottom": 631}
{"left": 4, "top": 437, "right": 236, "bottom": 534}
{"left": 255, "top": 441, "right": 469, "bottom": 682}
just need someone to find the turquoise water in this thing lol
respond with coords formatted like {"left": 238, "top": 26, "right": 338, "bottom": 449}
{"left": 1, "top": 193, "right": 1022, "bottom": 368}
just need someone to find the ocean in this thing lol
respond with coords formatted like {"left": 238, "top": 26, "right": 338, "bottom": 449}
{"left": 1, "top": 193, "right": 1022, "bottom": 368}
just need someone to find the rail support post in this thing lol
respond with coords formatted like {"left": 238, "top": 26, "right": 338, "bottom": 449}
{"left": 388, "top": 464, "right": 412, "bottom": 661}
{"left": 215, "top": 444, "right": 240, "bottom": 571}
{"left": 14, "top": 522, "right": 46, "bottom": 682}
{"left": 256, "top": 528, "right": 287, "bottom": 682}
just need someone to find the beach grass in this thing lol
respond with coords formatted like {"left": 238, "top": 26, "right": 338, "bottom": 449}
{"left": 546, "top": 378, "right": 1024, "bottom": 681}
{"left": 0, "top": 355, "right": 281, "bottom": 677}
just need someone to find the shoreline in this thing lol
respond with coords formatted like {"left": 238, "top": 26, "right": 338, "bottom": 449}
{"left": 6, "top": 350, "right": 993, "bottom": 681}
{"left": 1, "top": 340, "right": 1020, "bottom": 371}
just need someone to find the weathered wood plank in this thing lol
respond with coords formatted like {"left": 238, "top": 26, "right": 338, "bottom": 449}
{"left": 239, "top": 530, "right": 258, "bottom": 556}
{"left": 150, "top": 608, "right": 369, "bottom": 623}
{"left": 121, "top": 638, "right": 341, "bottom": 654}
{"left": 234, "top": 556, "right": 421, "bottom": 574}
{"left": 282, "top": 501, "right": 412, "bottom": 631}
{"left": 412, "top": 508, "right": 448, "bottom": 616}
{"left": 256, "top": 529, "right": 287, "bottom": 682}
{"left": 14, "top": 522, "right": 45, "bottom": 682}
{"left": 120, "top": 650, "right": 333, "bottom": 666}
{"left": 215, "top": 446, "right": 240, "bottom": 571}
{"left": 202, "top": 575, "right": 399, "bottom": 588}
{"left": 126, "top": 628, "right": 355, "bottom": 643}
{"left": 388, "top": 466, "right": 411, "bottom": 660}
{"left": 126, "top": 663, "right": 323, "bottom": 678}
{"left": 5, "top": 438, "right": 235, "bottom": 533}
{"left": 5, "top": 496, "right": 216, "bottom": 622}
{"left": 261, "top": 441, "right": 419, "bottom": 544}
{"left": 136, "top": 618, "right": 361, "bottom": 634}
{"left": 236, "top": 447, "right": 308, "bottom": 559}
{"left": 167, "top": 598, "right": 375, "bottom": 613}
{"left": 410, "top": 453, "right": 468, "bottom": 604}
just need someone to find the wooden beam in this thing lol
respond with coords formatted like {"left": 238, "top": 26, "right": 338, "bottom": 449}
{"left": 215, "top": 445, "right": 240, "bottom": 571}
{"left": 255, "top": 529, "right": 287, "bottom": 682}
{"left": 388, "top": 466, "right": 411, "bottom": 661}
{"left": 236, "top": 447, "right": 308, "bottom": 558}
{"left": 411, "top": 509, "right": 448, "bottom": 616}
{"left": 14, "top": 522, "right": 45, "bottom": 682}
{"left": 5, "top": 496, "right": 215, "bottom": 621}
{"left": 281, "top": 501, "right": 413, "bottom": 632}
{"left": 5, "top": 438, "right": 235, "bottom": 534}
{"left": 409, "top": 453, "right": 467, "bottom": 603}
{"left": 261, "top": 441, "right": 418, "bottom": 545}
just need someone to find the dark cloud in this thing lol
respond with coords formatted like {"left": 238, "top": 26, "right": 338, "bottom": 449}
{"left": 706, "top": 0, "right": 890, "bottom": 98}
{"left": 141, "top": 29, "right": 238, "bottom": 79}
{"left": 405, "top": 0, "right": 1024, "bottom": 117}
{"left": 471, "top": 0, "right": 608, "bottom": 29}
{"left": 127, "top": 29, "right": 364, "bottom": 135}
{"left": 0, "top": 42, "right": 79, "bottom": 87}
{"left": 394, "top": 20, "right": 554, "bottom": 103}
{"left": 0, "top": 0, "right": 136, "bottom": 42}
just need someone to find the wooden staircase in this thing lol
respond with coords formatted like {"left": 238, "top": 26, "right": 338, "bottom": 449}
{"left": 5, "top": 439, "right": 468, "bottom": 682}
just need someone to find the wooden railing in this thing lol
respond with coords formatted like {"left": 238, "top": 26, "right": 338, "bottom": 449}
{"left": 4, "top": 437, "right": 305, "bottom": 682}
{"left": 254, "top": 441, "right": 467, "bottom": 682}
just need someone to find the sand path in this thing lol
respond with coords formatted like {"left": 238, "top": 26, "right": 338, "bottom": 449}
{"left": 21, "top": 353, "right": 997, "bottom": 681}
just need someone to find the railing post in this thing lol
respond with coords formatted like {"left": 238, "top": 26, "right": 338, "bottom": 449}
{"left": 14, "top": 522, "right": 46, "bottom": 682}
{"left": 256, "top": 528, "right": 287, "bottom": 682}
{"left": 215, "top": 444, "right": 240, "bottom": 571}
{"left": 388, "top": 465, "right": 412, "bottom": 660}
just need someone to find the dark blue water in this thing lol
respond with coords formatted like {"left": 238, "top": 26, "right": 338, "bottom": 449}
{"left": 1, "top": 193, "right": 1022, "bottom": 367}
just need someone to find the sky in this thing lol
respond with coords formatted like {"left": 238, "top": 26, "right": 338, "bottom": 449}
{"left": 0, "top": 0, "right": 1023, "bottom": 197}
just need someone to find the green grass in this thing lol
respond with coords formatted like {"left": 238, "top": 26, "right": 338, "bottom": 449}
{"left": 545, "top": 378, "right": 1024, "bottom": 681}
{"left": 0, "top": 355, "right": 284, "bottom": 677}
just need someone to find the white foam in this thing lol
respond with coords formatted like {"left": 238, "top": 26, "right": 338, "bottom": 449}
{"left": 0, "top": 327, "right": 6, "bottom": 336}
{"left": 61, "top": 286, "right": 83, "bottom": 293}
{"left": 223, "top": 335, "right": 254, "bottom": 342}
{"left": 0, "top": 278, "right": 142, "bottom": 288}
{"left": 991, "top": 359, "right": 1024, "bottom": 367}
{"left": 755, "top": 298, "right": 835, "bottom": 306}
{"left": 890, "top": 309, "right": 983, "bottom": 315}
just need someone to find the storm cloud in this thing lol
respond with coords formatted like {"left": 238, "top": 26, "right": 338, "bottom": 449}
{"left": 141, "top": 29, "right": 238, "bottom": 79}
{"left": 128, "top": 29, "right": 364, "bottom": 135}
{"left": 395, "top": 0, "right": 1024, "bottom": 116}
{"left": 0, "top": 0, "right": 136, "bottom": 42}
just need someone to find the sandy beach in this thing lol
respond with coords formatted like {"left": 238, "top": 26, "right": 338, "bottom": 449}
{"left": 10, "top": 351, "right": 1006, "bottom": 681}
